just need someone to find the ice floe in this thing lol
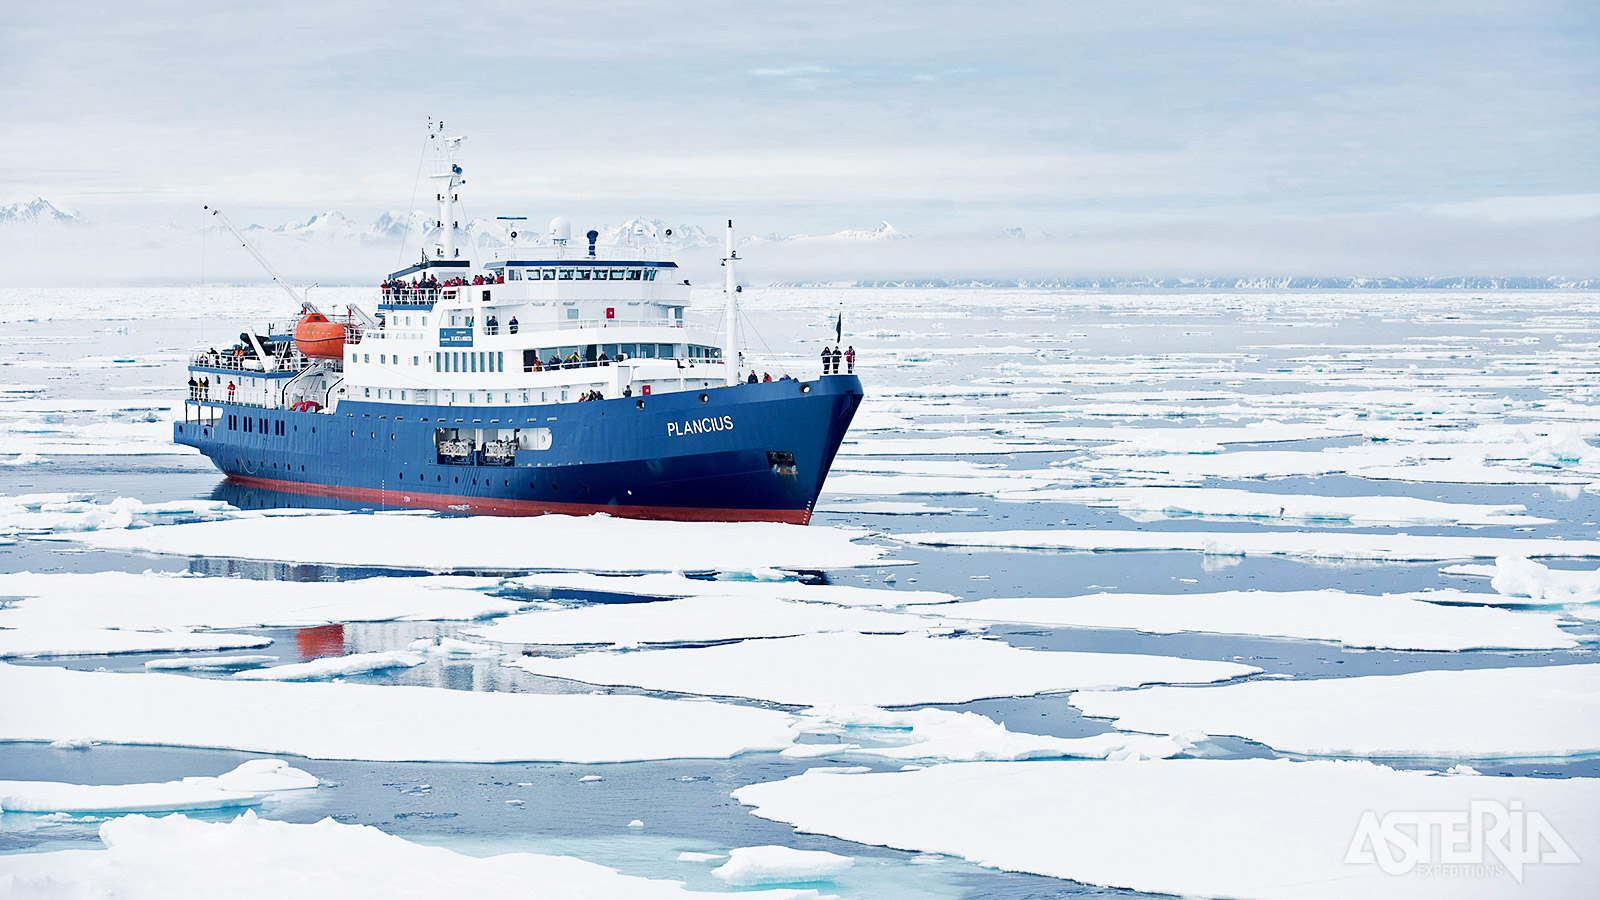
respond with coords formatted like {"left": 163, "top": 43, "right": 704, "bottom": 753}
{"left": 57, "top": 512, "right": 888, "bottom": 573}
{"left": 1072, "top": 663, "right": 1600, "bottom": 759}
{"left": 898, "top": 528, "right": 1600, "bottom": 561}
{"left": 711, "top": 846, "right": 854, "bottom": 886}
{"left": 993, "top": 486, "right": 1550, "bottom": 527}
{"left": 504, "top": 571, "right": 956, "bottom": 607}
{"left": 469, "top": 595, "right": 948, "bottom": 647}
{"left": 941, "top": 589, "right": 1583, "bottom": 651}
{"left": 0, "top": 417, "right": 191, "bottom": 456}
{"left": 510, "top": 632, "right": 1257, "bottom": 706}
{"left": 0, "top": 760, "right": 316, "bottom": 814}
{"left": 1488, "top": 555, "right": 1600, "bottom": 603}
{"left": 733, "top": 758, "right": 1599, "bottom": 900}
{"left": 0, "top": 810, "right": 816, "bottom": 899}
{"left": 0, "top": 662, "right": 799, "bottom": 763}
{"left": 144, "top": 655, "right": 278, "bottom": 671}
{"left": 0, "top": 493, "right": 239, "bottom": 536}
{"left": 796, "top": 705, "right": 1189, "bottom": 762}
{"left": 0, "top": 570, "right": 520, "bottom": 658}
{"left": 231, "top": 650, "right": 426, "bottom": 681}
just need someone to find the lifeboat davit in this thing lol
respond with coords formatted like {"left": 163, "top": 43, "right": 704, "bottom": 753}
{"left": 294, "top": 311, "right": 347, "bottom": 360}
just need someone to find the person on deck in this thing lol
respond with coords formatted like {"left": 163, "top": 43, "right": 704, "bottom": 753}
{"left": 227, "top": 382, "right": 236, "bottom": 402}
{"left": 508, "top": 316, "right": 519, "bottom": 335}
{"left": 747, "top": 371, "right": 759, "bottom": 384}
{"left": 846, "top": 346, "right": 856, "bottom": 373}
{"left": 821, "top": 346, "right": 833, "bottom": 375}
{"left": 187, "top": 377, "right": 198, "bottom": 401}
{"left": 762, "top": 372, "right": 772, "bottom": 382}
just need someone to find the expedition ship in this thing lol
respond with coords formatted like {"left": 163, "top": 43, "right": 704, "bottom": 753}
{"left": 175, "top": 132, "right": 862, "bottom": 523}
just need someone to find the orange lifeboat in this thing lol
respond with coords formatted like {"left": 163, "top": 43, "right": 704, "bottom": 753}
{"left": 294, "top": 311, "right": 348, "bottom": 359}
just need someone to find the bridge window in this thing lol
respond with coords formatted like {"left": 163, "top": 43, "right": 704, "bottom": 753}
{"left": 558, "top": 269, "right": 574, "bottom": 280}
{"left": 644, "top": 269, "right": 657, "bottom": 281}
{"left": 626, "top": 268, "right": 642, "bottom": 280}
{"left": 542, "top": 268, "right": 555, "bottom": 280}
{"left": 577, "top": 269, "right": 592, "bottom": 280}
{"left": 610, "top": 269, "right": 625, "bottom": 279}
{"left": 508, "top": 269, "right": 521, "bottom": 281}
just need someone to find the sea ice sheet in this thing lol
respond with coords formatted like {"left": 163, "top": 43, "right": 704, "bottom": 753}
{"left": 469, "top": 595, "right": 947, "bottom": 647}
{"left": 1072, "top": 663, "right": 1600, "bottom": 759}
{"left": 0, "top": 810, "right": 814, "bottom": 899}
{"left": 0, "top": 759, "right": 316, "bottom": 814}
{"left": 942, "top": 590, "right": 1583, "bottom": 651}
{"left": 898, "top": 528, "right": 1600, "bottom": 562}
{"left": 732, "top": 758, "right": 1599, "bottom": 900}
{"left": 993, "top": 486, "right": 1549, "bottom": 527}
{"left": 509, "top": 632, "right": 1258, "bottom": 706}
{"left": 0, "top": 662, "right": 799, "bottom": 763}
{"left": 0, "top": 570, "right": 520, "bottom": 658}
{"left": 56, "top": 513, "right": 888, "bottom": 573}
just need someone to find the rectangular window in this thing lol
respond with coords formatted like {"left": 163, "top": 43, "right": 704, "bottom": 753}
{"left": 380, "top": 354, "right": 386, "bottom": 364}
{"left": 508, "top": 269, "right": 521, "bottom": 281}
{"left": 645, "top": 269, "right": 657, "bottom": 281}
{"left": 558, "top": 269, "right": 574, "bottom": 280}
{"left": 412, "top": 356, "right": 419, "bottom": 366}
{"left": 497, "top": 352, "right": 504, "bottom": 372}
{"left": 610, "top": 269, "right": 625, "bottom": 279}
{"left": 363, "top": 354, "right": 370, "bottom": 363}
{"left": 658, "top": 344, "right": 674, "bottom": 358}
{"left": 364, "top": 388, "right": 370, "bottom": 397}
{"left": 566, "top": 308, "right": 579, "bottom": 319}
{"left": 470, "top": 353, "right": 478, "bottom": 373}
{"left": 578, "top": 269, "right": 593, "bottom": 280}
{"left": 542, "top": 268, "right": 555, "bottom": 280}
{"left": 422, "top": 316, "right": 428, "bottom": 326}
{"left": 626, "top": 269, "right": 641, "bottom": 280}
{"left": 401, "top": 391, "right": 407, "bottom": 400}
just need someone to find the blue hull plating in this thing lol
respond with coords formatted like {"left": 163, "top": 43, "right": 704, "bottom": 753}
{"left": 176, "top": 376, "right": 863, "bottom": 523}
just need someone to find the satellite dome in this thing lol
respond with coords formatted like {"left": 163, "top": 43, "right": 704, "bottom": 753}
{"left": 549, "top": 216, "right": 572, "bottom": 242}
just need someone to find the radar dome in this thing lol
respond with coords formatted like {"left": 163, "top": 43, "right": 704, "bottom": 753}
{"left": 549, "top": 217, "right": 572, "bottom": 242}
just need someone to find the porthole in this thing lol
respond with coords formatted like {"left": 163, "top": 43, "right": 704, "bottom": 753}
{"left": 800, "top": 384, "right": 811, "bottom": 394}
{"left": 699, "top": 393, "right": 708, "bottom": 403}
{"left": 636, "top": 400, "right": 646, "bottom": 410}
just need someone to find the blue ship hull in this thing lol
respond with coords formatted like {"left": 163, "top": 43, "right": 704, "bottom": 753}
{"left": 175, "top": 376, "right": 863, "bottom": 524}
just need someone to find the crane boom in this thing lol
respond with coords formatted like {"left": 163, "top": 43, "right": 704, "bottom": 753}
{"left": 204, "top": 205, "right": 306, "bottom": 309}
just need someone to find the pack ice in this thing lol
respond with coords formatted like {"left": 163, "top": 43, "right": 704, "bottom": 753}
{"left": 0, "top": 663, "right": 799, "bottom": 763}
{"left": 0, "top": 811, "right": 818, "bottom": 899}
{"left": 56, "top": 512, "right": 887, "bottom": 573}
{"left": 509, "top": 632, "right": 1258, "bottom": 706}
{"left": 732, "top": 759, "right": 1599, "bottom": 900}
{"left": 898, "top": 529, "right": 1600, "bottom": 562}
{"left": 941, "top": 589, "right": 1582, "bottom": 651}
{"left": 0, "top": 759, "right": 316, "bottom": 814}
{"left": 0, "top": 571, "right": 520, "bottom": 658}
{"left": 1072, "top": 663, "right": 1600, "bottom": 759}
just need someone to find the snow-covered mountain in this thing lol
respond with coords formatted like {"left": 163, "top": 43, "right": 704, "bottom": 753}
{"left": 600, "top": 217, "right": 715, "bottom": 248}
{"left": 0, "top": 197, "right": 88, "bottom": 226}
{"left": 747, "top": 221, "right": 910, "bottom": 243}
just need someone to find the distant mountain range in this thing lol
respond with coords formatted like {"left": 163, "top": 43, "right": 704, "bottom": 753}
{"left": 0, "top": 197, "right": 88, "bottom": 226}
{"left": 2, "top": 196, "right": 1594, "bottom": 288}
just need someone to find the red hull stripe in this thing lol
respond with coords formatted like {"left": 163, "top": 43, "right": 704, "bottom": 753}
{"left": 225, "top": 474, "right": 814, "bottom": 525}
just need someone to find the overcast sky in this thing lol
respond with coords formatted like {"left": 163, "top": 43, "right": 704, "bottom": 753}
{"left": 2, "top": 0, "right": 1595, "bottom": 276}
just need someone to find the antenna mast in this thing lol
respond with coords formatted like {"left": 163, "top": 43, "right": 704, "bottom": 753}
{"left": 428, "top": 125, "right": 467, "bottom": 262}
{"left": 204, "top": 206, "right": 304, "bottom": 308}
{"left": 723, "top": 219, "right": 740, "bottom": 386}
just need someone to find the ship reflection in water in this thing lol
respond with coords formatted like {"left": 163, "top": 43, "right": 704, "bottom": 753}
{"left": 295, "top": 623, "right": 347, "bottom": 661}
{"left": 213, "top": 480, "right": 389, "bottom": 515}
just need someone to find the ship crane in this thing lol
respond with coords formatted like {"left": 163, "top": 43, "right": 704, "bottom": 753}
{"left": 203, "top": 205, "right": 364, "bottom": 362}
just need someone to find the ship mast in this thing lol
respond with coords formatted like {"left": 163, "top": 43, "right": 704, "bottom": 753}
{"left": 428, "top": 125, "right": 466, "bottom": 261}
{"left": 723, "top": 219, "right": 740, "bottom": 386}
